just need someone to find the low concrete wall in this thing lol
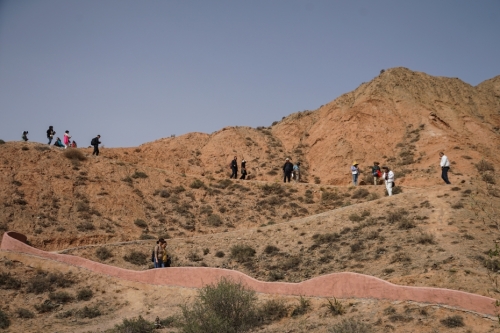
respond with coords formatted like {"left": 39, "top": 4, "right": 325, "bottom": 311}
{"left": 1, "top": 231, "right": 497, "bottom": 316}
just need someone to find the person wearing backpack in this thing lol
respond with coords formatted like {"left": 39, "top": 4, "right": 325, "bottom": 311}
{"left": 46, "top": 126, "right": 55, "bottom": 145}
{"left": 91, "top": 135, "right": 101, "bottom": 156}
{"left": 283, "top": 158, "right": 293, "bottom": 183}
{"left": 229, "top": 156, "right": 238, "bottom": 179}
{"left": 372, "top": 162, "right": 381, "bottom": 185}
{"left": 382, "top": 166, "right": 395, "bottom": 196}
{"left": 21, "top": 131, "right": 29, "bottom": 142}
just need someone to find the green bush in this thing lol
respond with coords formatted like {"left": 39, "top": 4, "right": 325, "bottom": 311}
{"left": 111, "top": 315, "right": 155, "bottom": 333}
{"left": 63, "top": 149, "right": 87, "bottom": 161}
{"left": 326, "top": 298, "right": 345, "bottom": 316}
{"left": 0, "top": 310, "right": 10, "bottom": 328}
{"left": 178, "top": 277, "right": 259, "bottom": 333}
{"left": 230, "top": 244, "right": 256, "bottom": 263}
{"left": 77, "top": 288, "right": 93, "bottom": 301}
{"left": 329, "top": 318, "right": 371, "bottom": 333}
{"left": 96, "top": 247, "right": 113, "bottom": 261}
{"left": 123, "top": 251, "right": 148, "bottom": 266}
{"left": 16, "top": 308, "right": 34, "bottom": 319}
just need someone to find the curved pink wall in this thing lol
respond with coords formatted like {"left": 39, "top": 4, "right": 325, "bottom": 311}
{"left": 1, "top": 231, "right": 497, "bottom": 316}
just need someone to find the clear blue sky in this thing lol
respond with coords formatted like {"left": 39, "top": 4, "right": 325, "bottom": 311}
{"left": 1, "top": 0, "right": 499, "bottom": 147}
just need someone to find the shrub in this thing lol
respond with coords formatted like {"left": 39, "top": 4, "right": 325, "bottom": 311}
{"left": 207, "top": 214, "right": 223, "bottom": 227}
{"left": 351, "top": 188, "right": 369, "bottom": 199}
{"left": 16, "top": 308, "right": 34, "bottom": 319}
{"left": 291, "top": 296, "right": 310, "bottom": 317}
{"left": 440, "top": 315, "right": 464, "bottom": 328}
{"left": 261, "top": 183, "right": 284, "bottom": 196}
{"left": 329, "top": 319, "right": 371, "bottom": 333}
{"left": 482, "top": 173, "right": 496, "bottom": 184}
{"left": 263, "top": 245, "right": 280, "bottom": 255}
{"left": 0, "top": 310, "right": 10, "bottom": 329}
{"left": 476, "top": 160, "right": 494, "bottom": 173}
{"left": 190, "top": 179, "right": 205, "bottom": 189}
{"left": 77, "top": 288, "right": 93, "bottom": 301}
{"left": 451, "top": 202, "right": 464, "bottom": 209}
{"left": 134, "top": 219, "right": 148, "bottom": 228}
{"left": 35, "top": 300, "right": 58, "bottom": 313}
{"left": 312, "top": 233, "right": 340, "bottom": 245}
{"left": 386, "top": 209, "right": 408, "bottom": 224}
{"left": 78, "top": 305, "right": 101, "bottom": 318}
{"left": 49, "top": 291, "right": 73, "bottom": 303}
{"left": 123, "top": 251, "right": 148, "bottom": 266}
{"left": 96, "top": 247, "right": 113, "bottom": 261}
{"left": 325, "top": 297, "right": 345, "bottom": 316}
{"left": 173, "top": 185, "right": 186, "bottom": 193}
{"left": 417, "top": 233, "right": 435, "bottom": 245}
{"left": 27, "top": 272, "right": 74, "bottom": 294}
{"left": 215, "top": 251, "right": 225, "bottom": 258}
{"left": 159, "top": 190, "right": 170, "bottom": 198}
{"left": 398, "top": 218, "right": 416, "bottom": 229}
{"left": 230, "top": 244, "right": 256, "bottom": 263}
{"left": 178, "top": 277, "right": 259, "bottom": 333}
{"left": 258, "top": 299, "right": 288, "bottom": 323}
{"left": 0, "top": 139, "right": 5, "bottom": 144}
{"left": 0, "top": 272, "right": 22, "bottom": 289}
{"left": 112, "top": 316, "right": 155, "bottom": 333}
{"left": 63, "top": 149, "right": 87, "bottom": 161}
{"left": 348, "top": 214, "right": 363, "bottom": 222}
{"left": 76, "top": 221, "right": 95, "bottom": 231}
{"left": 131, "top": 171, "right": 148, "bottom": 179}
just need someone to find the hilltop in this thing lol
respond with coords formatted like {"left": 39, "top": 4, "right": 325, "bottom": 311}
{"left": 0, "top": 67, "right": 500, "bottom": 332}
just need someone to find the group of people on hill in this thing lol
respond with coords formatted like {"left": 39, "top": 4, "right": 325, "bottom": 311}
{"left": 350, "top": 152, "right": 452, "bottom": 196}
{"left": 21, "top": 127, "right": 102, "bottom": 156}
{"left": 229, "top": 156, "right": 301, "bottom": 183}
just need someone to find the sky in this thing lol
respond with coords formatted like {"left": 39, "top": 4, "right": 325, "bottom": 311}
{"left": 1, "top": 0, "right": 499, "bottom": 147}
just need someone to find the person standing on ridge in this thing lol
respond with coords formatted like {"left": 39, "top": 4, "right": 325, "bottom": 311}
{"left": 293, "top": 162, "right": 301, "bottom": 183}
{"left": 240, "top": 159, "right": 247, "bottom": 180}
{"left": 63, "top": 130, "right": 71, "bottom": 149}
{"left": 382, "top": 166, "right": 395, "bottom": 196}
{"left": 351, "top": 162, "right": 359, "bottom": 186}
{"left": 283, "top": 158, "right": 293, "bottom": 183}
{"left": 439, "top": 152, "right": 451, "bottom": 184}
{"left": 91, "top": 135, "right": 101, "bottom": 156}
{"left": 229, "top": 156, "right": 238, "bottom": 179}
{"left": 46, "top": 126, "right": 55, "bottom": 145}
{"left": 21, "top": 131, "right": 29, "bottom": 141}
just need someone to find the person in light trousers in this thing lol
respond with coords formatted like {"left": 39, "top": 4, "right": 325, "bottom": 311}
{"left": 382, "top": 166, "right": 395, "bottom": 196}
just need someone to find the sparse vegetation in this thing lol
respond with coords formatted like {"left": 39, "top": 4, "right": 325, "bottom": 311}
{"left": 123, "top": 251, "right": 148, "bottom": 266}
{"left": 291, "top": 296, "right": 310, "bottom": 317}
{"left": 440, "top": 315, "right": 465, "bottom": 328}
{"left": 258, "top": 299, "right": 288, "bottom": 323}
{"left": 230, "top": 244, "right": 256, "bottom": 263}
{"left": 63, "top": 149, "right": 87, "bottom": 161}
{"left": 134, "top": 219, "right": 148, "bottom": 228}
{"left": 77, "top": 288, "right": 94, "bottom": 301}
{"left": 132, "top": 171, "right": 148, "bottom": 179}
{"left": 476, "top": 160, "right": 495, "bottom": 173}
{"left": 78, "top": 305, "right": 101, "bottom": 318}
{"left": 16, "top": 308, "right": 35, "bottom": 319}
{"left": 111, "top": 316, "right": 155, "bottom": 333}
{"left": 329, "top": 318, "right": 371, "bottom": 333}
{"left": 49, "top": 291, "right": 74, "bottom": 303}
{"left": 0, "top": 310, "right": 10, "bottom": 329}
{"left": 27, "top": 271, "right": 75, "bottom": 294}
{"left": 215, "top": 251, "right": 225, "bottom": 258}
{"left": 325, "top": 297, "right": 345, "bottom": 316}
{"left": 96, "top": 247, "right": 113, "bottom": 261}
{"left": 0, "top": 272, "right": 22, "bottom": 289}
{"left": 190, "top": 179, "right": 205, "bottom": 189}
{"left": 207, "top": 214, "right": 223, "bottom": 227}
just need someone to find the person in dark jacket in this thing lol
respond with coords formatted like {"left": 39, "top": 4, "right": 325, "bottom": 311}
{"left": 283, "top": 158, "right": 293, "bottom": 183}
{"left": 230, "top": 156, "right": 238, "bottom": 179}
{"left": 91, "top": 135, "right": 101, "bottom": 156}
{"left": 239, "top": 159, "right": 247, "bottom": 180}
{"left": 46, "top": 126, "right": 55, "bottom": 145}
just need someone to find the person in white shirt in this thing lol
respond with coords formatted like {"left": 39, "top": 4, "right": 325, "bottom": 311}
{"left": 351, "top": 162, "right": 359, "bottom": 186}
{"left": 439, "top": 152, "right": 451, "bottom": 184}
{"left": 382, "top": 166, "right": 395, "bottom": 196}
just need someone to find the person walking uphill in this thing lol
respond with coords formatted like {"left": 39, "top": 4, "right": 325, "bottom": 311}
{"left": 91, "top": 135, "right": 101, "bottom": 156}
{"left": 382, "top": 166, "right": 395, "bottom": 196}
{"left": 351, "top": 162, "right": 359, "bottom": 186}
{"left": 283, "top": 158, "right": 293, "bottom": 183}
{"left": 46, "top": 126, "right": 55, "bottom": 145}
{"left": 439, "top": 152, "right": 451, "bottom": 184}
{"left": 229, "top": 156, "right": 238, "bottom": 179}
